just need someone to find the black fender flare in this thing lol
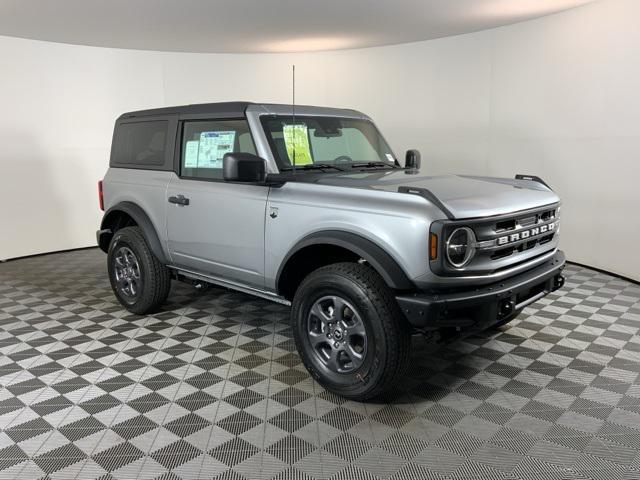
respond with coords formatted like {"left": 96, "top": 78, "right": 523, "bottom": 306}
{"left": 99, "top": 202, "right": 168, "bottom": 264}
{"left": 276, "top": 230, "right": 415, "bottom": 291}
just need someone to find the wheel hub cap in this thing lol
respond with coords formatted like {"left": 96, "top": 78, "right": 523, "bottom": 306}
{"left": 113, "top": 247, "right": 142, "bottom": 303}
{"left": 306, "top": 295, "right": 367, "bottom": 374}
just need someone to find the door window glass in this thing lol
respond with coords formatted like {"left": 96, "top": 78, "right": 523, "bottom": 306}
{"left": 181, "top": 120, "right": 256, "bottom": 180}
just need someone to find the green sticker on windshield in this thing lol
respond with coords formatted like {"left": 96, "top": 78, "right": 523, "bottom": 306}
{"left": 283, "top": 124, "right": 313, "bottom": 166}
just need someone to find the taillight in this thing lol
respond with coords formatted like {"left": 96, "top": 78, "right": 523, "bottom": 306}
{"left": 98, "top": 180, "right": 104, "bottom": 211}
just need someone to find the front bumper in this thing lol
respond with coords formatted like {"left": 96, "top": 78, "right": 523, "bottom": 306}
{"left": 396, "top": 250, "right": 565, "bottom": 330}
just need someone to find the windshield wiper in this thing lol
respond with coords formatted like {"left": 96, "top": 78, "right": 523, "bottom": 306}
{"left": 350, "top": 162, "right": 398, "bottom": 169}
{"left": 281, "top": 164, "right": 344, "bottom": 172}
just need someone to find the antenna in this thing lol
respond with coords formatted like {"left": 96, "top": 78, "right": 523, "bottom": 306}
{"left": 292, "top": 64, "right": 296, "bottom": 172}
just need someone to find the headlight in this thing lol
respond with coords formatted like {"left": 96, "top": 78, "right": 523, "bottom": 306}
{"left": 446, "top": 227, "right": 476, "bottom": 268}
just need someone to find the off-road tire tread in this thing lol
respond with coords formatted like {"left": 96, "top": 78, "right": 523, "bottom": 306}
{"left": 292, "top": 262, "right": 411, "bottom": 401}
{"left": 108, "top": 226, "right": 171, "bottom": 314}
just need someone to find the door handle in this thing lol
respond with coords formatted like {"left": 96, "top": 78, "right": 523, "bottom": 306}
{"left": 168, "top": 195, "right": 190, "bottom": 206}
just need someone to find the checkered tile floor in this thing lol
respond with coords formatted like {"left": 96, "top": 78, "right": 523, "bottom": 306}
{"left": 0, "top": 249, "right": 639, "bottom": 480}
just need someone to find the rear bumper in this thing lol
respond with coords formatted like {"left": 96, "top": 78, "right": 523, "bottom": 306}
{"left": 396, "top": 250, "right": 565, "bottom": 330}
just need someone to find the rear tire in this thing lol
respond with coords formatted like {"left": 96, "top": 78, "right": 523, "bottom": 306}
{"left": 107, "top": 226, "right": 171, "bottom": 314}
{"left": 291, "top": 262, "right": 411, "bottom": 401}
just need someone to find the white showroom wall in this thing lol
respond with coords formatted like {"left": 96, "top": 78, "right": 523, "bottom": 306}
{"left": 1, "top": 0, "right": 638, "bottom": 280}
{"left": 0, "top": 37, "right": 164, "bottom": 260}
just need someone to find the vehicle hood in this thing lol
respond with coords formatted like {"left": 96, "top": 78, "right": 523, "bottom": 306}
{"left": 309, "top": 170, "right": 560, "bottom": 219}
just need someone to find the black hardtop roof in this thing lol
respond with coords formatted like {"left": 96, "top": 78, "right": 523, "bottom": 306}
{"left": 118, "top": 101, "right": 364, "bottom": 120}
{"left": 119, "top": 101, "right": 254, "bottom": 119}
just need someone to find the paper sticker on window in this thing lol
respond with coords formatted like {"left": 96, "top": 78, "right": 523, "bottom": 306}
{"left": 196, "top": 131, "right": 236, "bottom": 169}
{"left": 184, "top": 141, "right": 200, "bottom": 168}
{"left": 283, "top": 124, "right": 313, "bottom": 166}
{"left": 385, "top": 154, "right": 394, "bottom": 163}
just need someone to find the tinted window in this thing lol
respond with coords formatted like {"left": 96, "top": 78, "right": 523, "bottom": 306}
{"left": 181, "top": 119, "right": 256, "bottom": 180}
{"left": 114, "top": 121, "right": 168, "bottom": 166}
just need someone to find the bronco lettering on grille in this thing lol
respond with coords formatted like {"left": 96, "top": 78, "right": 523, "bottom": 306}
{"left": 497, "top": 222, "right": 556, "bottom": 246}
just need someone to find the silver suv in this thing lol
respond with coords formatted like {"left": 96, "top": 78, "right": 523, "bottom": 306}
{"left": 97, "top": 102, "right": 565, "bottom": 400}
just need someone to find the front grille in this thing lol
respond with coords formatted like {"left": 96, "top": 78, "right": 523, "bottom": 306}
{"left": 431, "top": 203, "right": 560, "bottom": 276}
{"left": 474, "top": 207, "right": 559, "bottom": 261}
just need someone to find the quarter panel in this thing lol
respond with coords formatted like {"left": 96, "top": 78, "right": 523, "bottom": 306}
{"left": 102, "top": 168, "right": 172, "bottom": 257}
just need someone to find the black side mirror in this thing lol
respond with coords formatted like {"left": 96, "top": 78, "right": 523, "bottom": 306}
{"left": 223, "top": 152, "right": 267, "bottom": 182}
{"left": 405, "top": 149, "right": 421, "bottom": 170}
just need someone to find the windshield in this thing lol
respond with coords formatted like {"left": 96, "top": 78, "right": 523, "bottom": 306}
{"left": 261, "top": 115, "right": 396, "bottom": 171}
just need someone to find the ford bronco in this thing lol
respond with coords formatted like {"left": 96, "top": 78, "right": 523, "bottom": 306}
{"left": 97, "top": 102, "right": 565, "bottom": 400}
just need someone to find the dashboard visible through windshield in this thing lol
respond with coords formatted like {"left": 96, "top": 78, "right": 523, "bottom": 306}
{"left": 261, "top": 115, "right": 397, "bottom": 171}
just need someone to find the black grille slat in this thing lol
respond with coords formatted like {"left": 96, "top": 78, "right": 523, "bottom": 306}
{"left": 495, "top": 219, "right": 516, "bottom": 232}
{"left": 518, "top": 215, "right": 537, "bottom": 227}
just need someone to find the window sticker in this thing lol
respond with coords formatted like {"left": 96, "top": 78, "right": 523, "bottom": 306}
{"left": 385, "top": 153, "right": 394, "bottom": 163}
{"left": 283, "top": 124, "right": 313, "bottom": 166}
{"left": 184, "top": 140, "right": 200, "bottom": 168}
{"left": 196, "top": 131, "right": 236, "bottom": 169}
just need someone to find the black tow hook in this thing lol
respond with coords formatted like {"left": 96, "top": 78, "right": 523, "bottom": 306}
{"left": 553, "top": 275, "right": 565, "bottom": 291}
{"left": 498, "top": 299, "right": 515, "bottom": 319}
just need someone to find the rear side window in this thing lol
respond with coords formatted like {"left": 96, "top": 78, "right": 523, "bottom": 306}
{"left": 113, "top": 121, "right": 168, "bottom": 167}
{"left": 181, "top": 119, "right": 256, "bottom": 180}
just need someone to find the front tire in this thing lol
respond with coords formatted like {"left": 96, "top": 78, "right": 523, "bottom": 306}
{"left": 291, "top": 262, "right": 411, "bottom": 401}
{"left": 107, "top": 226, "right": 171, "bottom": 314}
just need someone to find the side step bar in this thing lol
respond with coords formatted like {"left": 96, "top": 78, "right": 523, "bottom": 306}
{"left": 168, "top": 266, "right": 291, "bottom": 306}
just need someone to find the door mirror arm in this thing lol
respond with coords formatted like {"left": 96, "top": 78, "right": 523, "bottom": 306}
{"left": 262, "top": 174, "right": 287, "bottom": 187}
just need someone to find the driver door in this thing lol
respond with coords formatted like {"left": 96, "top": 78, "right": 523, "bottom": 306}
{"left": 165, "top": 118, "right": 268, "bottom": 288}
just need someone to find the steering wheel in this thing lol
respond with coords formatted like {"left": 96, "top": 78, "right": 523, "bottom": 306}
{"left": 333, "top": 155, "right": 353, "bottom": 164}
